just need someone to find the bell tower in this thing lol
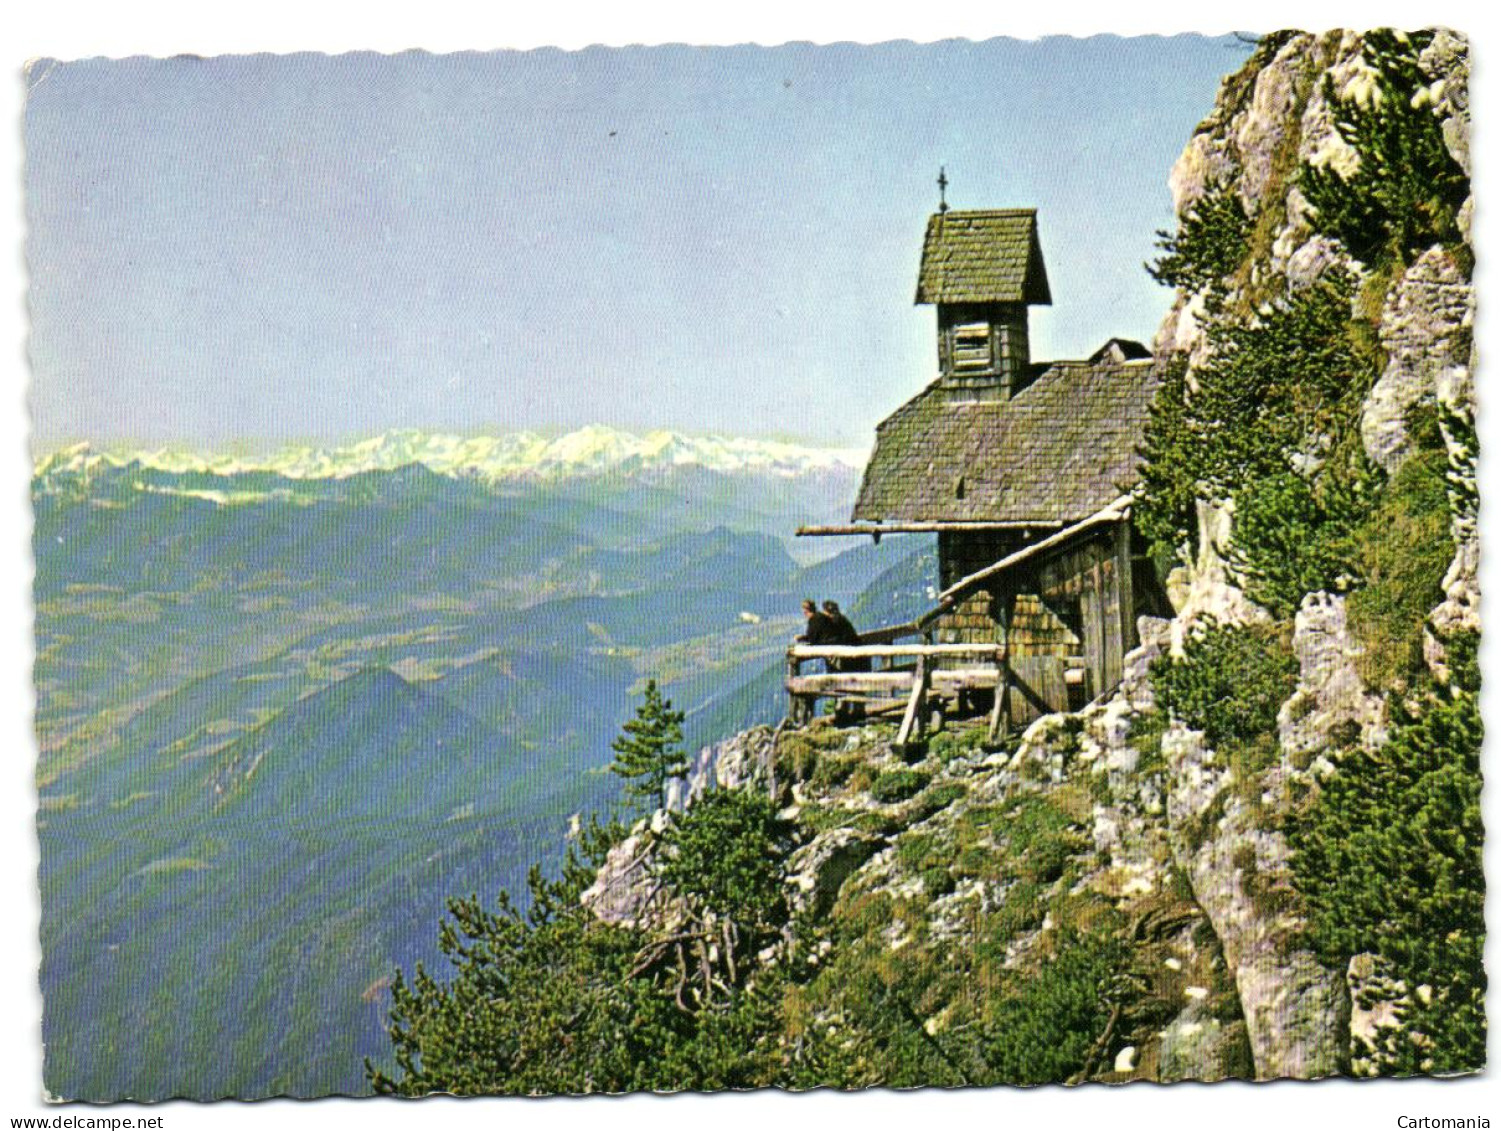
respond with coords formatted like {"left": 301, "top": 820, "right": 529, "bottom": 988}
{"left": 914, "top": 206, "right": 1051, "bottom": 401}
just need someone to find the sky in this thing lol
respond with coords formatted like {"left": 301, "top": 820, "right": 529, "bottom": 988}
{"left": 25, "top": 36, "right": 1247, "bottom": 453}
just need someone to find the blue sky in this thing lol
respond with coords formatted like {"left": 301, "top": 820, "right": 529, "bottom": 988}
{"left": 26, "top": 36, "right": 1246, "bottom": 451}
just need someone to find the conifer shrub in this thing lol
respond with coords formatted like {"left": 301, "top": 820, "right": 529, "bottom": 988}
{"left": 1149, "top": 620, "right": 1298, "bottom": 751}
{"left": 657, "top": 788, "right": 791, "bottom": 943}
{"left": 609, "top": 679, "right": 688, "bottom": 813}
{"left": 1229, "top": 446, "right": 1382, "bottom": 618}
{"left": 1132, "top": 360, "right": 1198, "bottom": 577}
{"left": 1345, "top": 438, "right": 1453, "bottom": 690}
{"left": 1136, "top": 270, "right": 1379, "bottom": 587}
{"left": 978, "top": 930, "right": 1127, "bottom": 1085}
{"left": 1290, "top": 688, "right": 1484, "bottom": 1072}
{"left": 1300, "top": 30, "right": 1469, "bottom": 270}
{"left": 1147, "top": 183, "right": 1253, "bottom": 293}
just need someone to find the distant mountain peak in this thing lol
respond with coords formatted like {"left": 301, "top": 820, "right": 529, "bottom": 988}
{"left": 35, "top": 426, "right": 869, "bottom": 486}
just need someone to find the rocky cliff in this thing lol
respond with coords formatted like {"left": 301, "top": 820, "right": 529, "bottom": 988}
{"left": 578, "top": 29, "right": 1477, "bottom": 1085}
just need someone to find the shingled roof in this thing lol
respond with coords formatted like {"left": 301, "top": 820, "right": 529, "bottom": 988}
{"left": 914, "top": 210, "right": 1052, "bottom": 306}
{"left": 851, "top": 353, "right": 1159, "bottom": 525}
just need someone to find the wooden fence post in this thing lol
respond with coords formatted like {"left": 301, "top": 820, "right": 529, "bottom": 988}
{"left": 895, "top": 653, "right": 930, "bottom": 747}
{"left": 786, "top": 651, "right": 804, "bottom": 725}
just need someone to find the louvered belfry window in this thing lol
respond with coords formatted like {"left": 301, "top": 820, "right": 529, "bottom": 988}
{"left": 951, "top": 322, "right": 992, "bottom": 371}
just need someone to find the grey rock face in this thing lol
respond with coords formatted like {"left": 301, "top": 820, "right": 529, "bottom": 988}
{"left": 580, "top": 831, "right": 657, "bottom": 927}
{"left": 1361, "top": 248, "right": 1473, "bottom": 474}
{"left": 1175, "top": 498, "right": 1269, "bottom": 631}
{"left": 686, "top": 725, "right": 777, "bottom": 800}
{"left": 1347, "top": 952, "right": 1421, "bottom": 1076}
{"left": 1164, "top": 737, "right": 1352, "bottom": 1080}
{"left": 787, "top": 828, "right": 886, "bottom": 918}
{"left": 1159, "top": 1006, "right": 1256, "bottom": 1082}
{"left": 1422, "top": 29, "right": 1470, "bottom": 177}
{"left": 1144, "top": 29, "right": 1471, "bottom": 1080}
{"left": 1427, "top": 535, "right": 1480, "bottom": 683}
{"left": 1278, "top": 592, "right": 1387, "bottom": 763}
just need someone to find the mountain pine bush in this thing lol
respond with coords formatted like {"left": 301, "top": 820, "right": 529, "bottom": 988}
{"left": 1290, "top": 675, "right": 1484, "bottom": 1073}
{"left": 1146, "top": 183, "right": 1253, "bottom": 293}
{"left": 1300, "top": 30, "right": 1469, "bottom": 270}
{"left": 1149, "top": 621, "right": 1298, "bottom": 751}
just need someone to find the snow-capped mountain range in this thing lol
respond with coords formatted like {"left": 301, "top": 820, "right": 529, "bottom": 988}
{"left": 35, "top": 425, "right": 870, "bottom": 484}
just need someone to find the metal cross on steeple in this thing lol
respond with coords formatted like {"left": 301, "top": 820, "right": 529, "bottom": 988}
{"left": 937, "top": 166, "right": 949, "bottom": 213}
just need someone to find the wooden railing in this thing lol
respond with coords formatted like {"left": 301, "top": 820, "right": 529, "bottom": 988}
{"left": 785, "top": 640, "right": 1011, "bottom": 746}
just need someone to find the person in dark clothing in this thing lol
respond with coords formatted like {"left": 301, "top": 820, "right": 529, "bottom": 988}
{"left": 797, "top": 598, "right": 835, "bottom": 645}
{"left": 822, "top": 600, "right": 868, "bottom": 724}
{"left": 822, "top": 601, "right": 869, "bottom": 669}
{"left": 794, "top": 601, "right": 837, "bottom": 722}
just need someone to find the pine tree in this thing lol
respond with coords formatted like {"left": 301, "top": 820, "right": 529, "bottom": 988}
{"left": 609, "top": 680, "right": 688, "bottom": 813}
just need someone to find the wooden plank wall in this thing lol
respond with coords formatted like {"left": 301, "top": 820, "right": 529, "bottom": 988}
{"left": 938, "top": 522, "right": 1142, "bottom": 718}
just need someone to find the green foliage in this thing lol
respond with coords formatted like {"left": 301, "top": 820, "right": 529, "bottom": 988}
{"left": 1147, "top": 184, "right": 1253, "bottom": 292}
{"left": 1127, "top": 709, "right": 1168, "bottom": 776}
{"left": 809, "top": 752, "right": 859, "bottom": 790}
{"left": 1136, "top": 271, "right": 1380, "bottom": 587}
{"left": 1133, "top": 355, "right": 1199, "bottom": 566}
{"left": 1444, "top": 630, "right": 1480, "bottom": 695}
{"left": 774, "top": 725, "right": 851, "bottom": 786}
{"left": 1003, "top": 795, "right": 1088, "bottom": 886}
{"left": 609, "top": 679, "right": 688, "bottom": 813}
{"left": 928, "top": 724, "right": 993, "bottom": 765}
{"left": 1229, "top": 442, "right": 1385, "bottom": 616}
{"left": 1149, "top": 620, "right": 1298, "bottom": 750}
{"left": 869, "top": 768, "right": 931, "bottom": 804}
{"left": 657, "top": 788, "right": 790, "bottom": 944}
{"left": 1300, "top": 31, "right": 1469, "bottom": 269}
{"left": 1345, "top": 441, "right": 1453, "bottom": 690}
{"left": 1199, "top": 269, "right": 1368, "bottom": 487}
{"left": 979, "top": 930, "right": 1127, "bottom": 1085}
{"left": 1439, "top": 399, "right": 1479, "bottom": 532}
{"left": 367, "top": 823, "right": 639, "bottom": 1096}
{"left": 1290, "top": 689, "right": 1485, "bottom": 1073}
{"left": 369, "top": 787, "right": 796, "bottom": 1096}
{"left": 896, "top": 832, "right": 938, "bottom": 870}
{"left": 909, "top": 780, "right": 967, "bottom": 820}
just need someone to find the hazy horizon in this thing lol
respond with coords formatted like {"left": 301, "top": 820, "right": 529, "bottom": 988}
{"left": 31, "top": 419, "right": 876, "bottom": 464}
{"left": 26, "top": 37, "right": 1246, "bottom": 452}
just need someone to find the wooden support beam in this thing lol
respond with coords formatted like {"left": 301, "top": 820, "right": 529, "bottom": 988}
{"left": 938, "top": 495, "right": 1134, "bottom": 603}
{"left": 988, "top": 589, "right": 1016, "bottom": 745}
{"left": 785, "top": 648, "right": 806, "bottom": 725}
{"left": 895, "top": 655, "right": 930, "bottom": 746}
{"left": 796, "top": 521, "right": 1063, "bottom": 537}
{"left": 987, "top": 675, "right": 1007, "bottom": 744}
{"left": 787, "top": 673, "right": 914, "bottom": 695}
{"left": 790, "top": 643, "right": 1005, "bottom": 661}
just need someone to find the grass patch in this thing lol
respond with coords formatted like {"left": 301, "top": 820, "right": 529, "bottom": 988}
{"left": 809, "top": 754, "right": 861, "bottom": 791}
{"left": 870, "top": 769, "right": 931, "bottom": 804}
{"left": 906, "top": 781, "right": 967, "bottom": 822}
{"left": 1346, "top": 440, "right": 1453, "bottom": 692}
{"left": 927, "top": 726, "right": 993, "bottom": 766}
